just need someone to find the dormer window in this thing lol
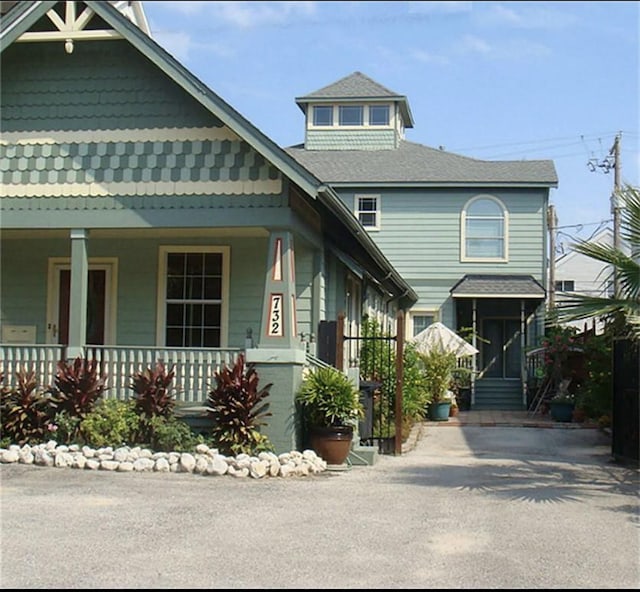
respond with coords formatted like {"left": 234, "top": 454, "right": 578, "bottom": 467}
{"left": 313, "top": 105, "right": 333, "bottom": 126}
{"left": 369, "top": 105, "right": 389, "bottom": 126}
{"left": 339, "top": 105, "right": 363, "bottom": 126}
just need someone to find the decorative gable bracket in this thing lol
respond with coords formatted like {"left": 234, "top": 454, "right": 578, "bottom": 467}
{"left": 16, "top": 1, "right": 122, "bottom": 53}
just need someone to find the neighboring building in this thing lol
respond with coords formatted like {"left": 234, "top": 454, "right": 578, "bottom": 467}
{"left": 554, "top": 227, "right": 623, "bottom": 334}
{"left": 287, "top": 72, "right": 558, "bottom": 409}
{"left": 0, "top": 1, "right": 417, "bottom": 454}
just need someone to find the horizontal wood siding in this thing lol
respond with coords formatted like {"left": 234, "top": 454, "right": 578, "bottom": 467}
{"left": 0, "top": 235, "right": 269, "bottom": 350}
{"left": 0, "top": 238, "right": 64, "bottom": 342}
{"left": 338, "top": 187, "right": 547, "bottom": 278}
{"left": 294, "top": 243, "right": 314, "bottom": 339}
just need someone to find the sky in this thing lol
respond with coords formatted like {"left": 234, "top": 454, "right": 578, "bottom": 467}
{"left": 141, "top": 1, "right": 639, "bottom": 253}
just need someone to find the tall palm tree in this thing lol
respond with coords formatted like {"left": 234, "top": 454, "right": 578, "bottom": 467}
{"left": 551, "top": 184, "right": 640, "bottom": 341}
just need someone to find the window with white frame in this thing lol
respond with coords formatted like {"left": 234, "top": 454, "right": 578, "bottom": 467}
{"left": 161, "top": 248, "right": 228, "bottom": 347}
{"left": 313, "top": 105, "right": 333, "bottom": 126}
{"left": 355, "top": 195, "right": 380, "bottom": 229}
{"left": 339, "top": 105, "right": 363, "bottom": 126}
{"left": 462, "top": 196, "right": 508, "bottom": 260}
{"left": 369, "top": 105, "right": 390, "bottom": 126}
{"left": 411, "top": 312, "right": 436, "bottom": 337}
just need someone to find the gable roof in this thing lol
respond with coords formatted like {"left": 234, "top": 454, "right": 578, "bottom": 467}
{"left": 450, "top": 274, "right": 546, "bottom": 299}
{"left": 0, "top": 1, "right": 417, "bottom": 308}
{"left": 286, "top": 140, "right": 558, "bottom": 187}
{"left": 295, "top": 71, "right": 414, "bottom": 128}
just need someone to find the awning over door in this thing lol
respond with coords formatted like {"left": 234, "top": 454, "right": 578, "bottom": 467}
{"left": 450, "top": 274, "right": 546, "bottom": 300}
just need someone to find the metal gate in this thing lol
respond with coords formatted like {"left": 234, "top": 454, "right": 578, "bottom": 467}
{"left": 612, "top": 338, "right": 639, "bottom": 464}
{"left": 338, "top": 313, "right": 405, "bottom": 455}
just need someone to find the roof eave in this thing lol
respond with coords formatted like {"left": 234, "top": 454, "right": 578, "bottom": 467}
{"left": 327, "top": 181, "right": 559, "bottom": 189}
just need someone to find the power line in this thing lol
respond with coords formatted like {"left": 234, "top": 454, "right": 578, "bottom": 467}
{"left": 448, "top": 131, "right": 626, "bottom": 153}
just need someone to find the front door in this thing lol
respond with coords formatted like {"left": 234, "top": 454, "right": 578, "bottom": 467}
{"left": 482, "top": 318, "right": 521, "bottom": 379}
{"left": 48, "top": 262, "right": 113, "bottom": 345}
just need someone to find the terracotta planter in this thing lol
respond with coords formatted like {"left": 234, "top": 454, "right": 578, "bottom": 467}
{"left": 449, "top": 405, "right": 459, "bottom": 417}
{"left": 309, "top": 425, "right": 354, "bottom": 465}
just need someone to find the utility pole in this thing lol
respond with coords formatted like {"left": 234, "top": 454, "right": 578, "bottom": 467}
{"left": 547, "top": 204, "right": 557, "bottom": 310}
{"left": 611, "top": 133, "right": 622, "bottom": 298}
{"left": 587, "top": 132, "right": 622, "bottom": 297}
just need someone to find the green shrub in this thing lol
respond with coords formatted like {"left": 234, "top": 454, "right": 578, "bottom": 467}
{"left": 78, "top": 398, "right": 140, "bottom": 448}
{"left": 143, "top": 415, "right": 205, "bottom": 452}
{"left": 402, "top": 343, "right": 430, "bottom": 421}
{"left": 207, "top": 353, "right": 273, "bottom": 456}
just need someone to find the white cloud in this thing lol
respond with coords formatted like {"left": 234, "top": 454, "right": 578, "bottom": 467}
{"left": 410, "top": 49, "right": 450, "bottom": 65}
{"left": 153, "top": 30, "right": 194, "bottom": 62}
{"left": 153, "top": 30, "right": 236, "bottom": 63}
{"left": 459, "top": 34, "right": 492, "bottom": 55}
{"left": 207, "top": 1, "right": 317, "bottom": 29}
{"left": 407, "top": 1, "right": 473, "bottom": 15}
{"left": 480, "top": 2, "right": 579, "bottom": 30}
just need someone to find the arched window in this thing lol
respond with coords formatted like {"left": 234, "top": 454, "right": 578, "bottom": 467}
{"left": 462, "top": 196, "right": 508, "bottom": 260}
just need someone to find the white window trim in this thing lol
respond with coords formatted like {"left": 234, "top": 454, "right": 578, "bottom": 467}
{"left": 410, "top": 310, "right": 439, "bottom": 337}
{"left": 307, "top": 103, "right": 394, "bottom": 130}
{"left": 460, "top": 194, "right": 509, "bottom": 263}
{"left": 156, "top": 246, "right": 230, "bottom": 347}
{"left": 354, "top": 194, "right": 381, "bottom": 231}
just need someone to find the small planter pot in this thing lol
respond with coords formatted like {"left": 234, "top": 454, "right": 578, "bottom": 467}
{"left": 428, "top": 401, "right": 451, "bottom": 422}
{"left": 550, "top": 401, "right": 575, "bottom": 422}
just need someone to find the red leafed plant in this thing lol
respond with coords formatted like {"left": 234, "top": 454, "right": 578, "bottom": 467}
{"left": 48, "top": 357, "right": 108, "bottom": 421}
{"left": 206, "top": 353, "right": 273, "bottom": 455}
{"left": 0, "top": 368, "right": 54, "bottom": 445}
{"left": 129, "top": 362, "right": 177, "bottom": 419}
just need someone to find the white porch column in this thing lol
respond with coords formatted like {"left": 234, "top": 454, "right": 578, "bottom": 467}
{"left": 257, "top": 230, "right": 299, "bottom": 349}
{"left": 67, "top": 228, "right": 89, "bottom": 359}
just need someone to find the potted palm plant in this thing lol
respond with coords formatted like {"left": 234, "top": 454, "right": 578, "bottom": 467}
{"left": 419, "top": 348, "right": 458, "bottom": 421}
{"left": 296, "top": 366, "right": 364, "bottom": 465}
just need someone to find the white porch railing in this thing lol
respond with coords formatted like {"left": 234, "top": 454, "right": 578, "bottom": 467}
{"left": 0, "top": 344, "right": 66, "bottom": 391}
{"left": 0, "top": 345, "right": 242, "bottom": 404}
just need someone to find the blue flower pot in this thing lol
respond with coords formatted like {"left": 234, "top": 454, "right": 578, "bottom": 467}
{"left": 550, "top": 401, "right": 574, "bottom": 422}
{"left": 428, "top": 401, "right": 451, "bottom": 422}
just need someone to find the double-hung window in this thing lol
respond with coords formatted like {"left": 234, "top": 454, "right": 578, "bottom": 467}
{"left": 462, "top": 196, "right": 508, "bottom": 261}
{"left": 412, "top": 313, "right": 436, "bottom": 337}
{"left": 160, "top": 247, "right": 228, "bottom": 347}
{"left": 355, "top": 195, "right": 380, "bottom": 229}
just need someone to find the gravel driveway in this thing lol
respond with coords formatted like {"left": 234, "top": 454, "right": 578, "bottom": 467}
{"left": 1, "top": 424, "right": 638, "bottom": 589}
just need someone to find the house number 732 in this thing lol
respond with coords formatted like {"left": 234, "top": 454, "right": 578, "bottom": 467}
{"left": 267, "top": 293, "right": 284, "bottom": 337}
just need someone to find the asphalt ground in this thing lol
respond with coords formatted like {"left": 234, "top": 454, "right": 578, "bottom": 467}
{"left": 1, "top": 423, "right": 638, "bottom": 589}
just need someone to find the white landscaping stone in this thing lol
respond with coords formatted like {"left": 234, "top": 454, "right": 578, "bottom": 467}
{"left": 179, "top": 453, "right": 196, "bottom": 473}
{"left": 1, "top": 450, "right": 19, "bottom": 464}
{"left": 100, "top": 460, "right": 119, "bottom": 471}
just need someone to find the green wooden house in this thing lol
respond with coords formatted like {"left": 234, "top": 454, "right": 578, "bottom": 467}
{"left": 286, "top": 72, "right": 559, "bottom": 409}
{"left": 0, "top": 1, "right": 417, "bottom": 453}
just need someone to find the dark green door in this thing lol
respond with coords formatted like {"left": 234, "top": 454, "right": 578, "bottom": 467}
{"left": 482, "top": 318, "right": 521, "bottom": 379}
